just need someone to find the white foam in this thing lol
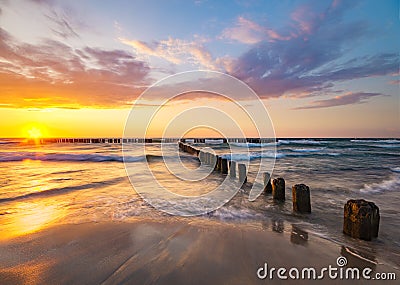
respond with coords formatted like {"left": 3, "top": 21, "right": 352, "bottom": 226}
{"left": 391, "top": 167, "right": 400, "bottom": 173}
{"left": 360, "top": 175, "right": 400, "bottom": 193}
{"left": 279, "top": 139, "right": 324, "bottom": 145}
{"left": 292, "top": 148, "right": 325, "bottom": 152}
{"left": 229, "top": 142, "right": 278, "bottom": 147}
{"left": 351, "top": 139, "right": 400, "bottom": 144}
{"left": 205, "top": 139, "right": 224, "bottom": 144}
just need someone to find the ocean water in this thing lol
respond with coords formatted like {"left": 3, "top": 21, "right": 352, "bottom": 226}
{"left": 0, "top": 138, "right": 399, "bottom": 266}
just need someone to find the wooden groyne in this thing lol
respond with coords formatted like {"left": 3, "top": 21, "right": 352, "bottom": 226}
{"left": 178, "top": 141, "right": 249, "bottom": 183}
{"left": 179, "top": 141, "right": 381, "bottom": 241}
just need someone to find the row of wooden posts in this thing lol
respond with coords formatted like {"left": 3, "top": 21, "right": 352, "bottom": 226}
{"left": 179, "top": 142, "right": 312, "bottom": 214}
{"left": 179, "top": 142, "right": 381, "bottom": 241}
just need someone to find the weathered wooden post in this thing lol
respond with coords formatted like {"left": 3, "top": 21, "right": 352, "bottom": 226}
{"left": 199, "top": 151, "right": 205, "bottom": 163}
{"left": 292, "top": 184, "right": 311, "bottom": 213}
{"left": 216, "top": 156, "right": 222, "bottom": 171}
{"left": 211, "top": 154, "right": 217, "bottom": 169}
{"left": 343, "top": 199, "right": 380, "bottom": 241}
{"left": 272, "top": 178, "right": 285, "bottom": 201}
{"left": 263, "top": 172, "right": 272, "bottom": 194}
{"left": 230, "top": 161, "right": 236, "bottom": 178}
{"left": 238, "top": 163, "right": 247, "bottom": 183}
{"left": 221, "top": 158, "right": 228, "bottom": 174}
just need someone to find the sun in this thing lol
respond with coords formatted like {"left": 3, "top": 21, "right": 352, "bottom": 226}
{"left": 27, "top": 127, "right": 43, "bottom": 139}
{"left": 23, "top": 124, "right": 48, "bottom": 142}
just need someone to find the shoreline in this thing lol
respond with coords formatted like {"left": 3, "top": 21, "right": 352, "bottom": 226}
{"left": 0, "top": 218, "right": 398, "bottom": 284}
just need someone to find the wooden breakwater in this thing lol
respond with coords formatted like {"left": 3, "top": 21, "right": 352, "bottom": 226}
{"left": 38, "top": 138, "right": 276, "bottom": 144}
{"left": 178, "top": 141, "right": 250, "bottom": 185}
{"left": 178, "top": 142, "right": 381, "bottom": 241}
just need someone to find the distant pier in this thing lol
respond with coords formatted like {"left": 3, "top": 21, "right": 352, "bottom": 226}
{"left": 39, "top": 138, "right": 276, "bottom": 144}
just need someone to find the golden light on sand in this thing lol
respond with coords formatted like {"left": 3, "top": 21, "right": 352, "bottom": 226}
{"left": 0, "top": 199, "right": 66, "bottom": 240}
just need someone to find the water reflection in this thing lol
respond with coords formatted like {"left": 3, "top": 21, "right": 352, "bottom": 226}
{"left": 290, "top": 224, "right": 308, "bottom": 246}
{"left": 271, "top": 218, "right": 284, "bottom": 233}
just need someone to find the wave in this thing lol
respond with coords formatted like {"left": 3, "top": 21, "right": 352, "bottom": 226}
{"left": 0, "top": 151, "right": 202, "bottom": 163}
{"left": 222, "top": 152, "right": 283, "bottom": 160}
{"left": 391, "top": 167, "right": 400, "bottom": 173}
{"left": 205, "top": 139, "right": 224, "bottom": 144}
{"left": 0, "top": 176, "right": 126, "bottom": 203}
{"left": 206, "top": 206, "right": 263, "bottom": 220}
{"left": 360, "top": 175, "right": 400, "bottom": 193}
{"left": 0, "top": 152, "right": 145, "bottom": 163}
{"left": 0, "top": 141, "right": 19, "bottom": 145}
{"left": 370, "top": 144, "right": 400, "bottom": 148}
{"left": 278, "top": 139, "right": 327, "bottom": 145}
{"left": 229, "top": 142, "right": 278, "bottom": 147}
{"left": 222, "top": 150, "right": 340, "bottom": 161}
{"left": 291, "top": 148, "right": 325, "bottom": 153}
{"left": 351, "top": 139, "right": 400, "bottom": 144}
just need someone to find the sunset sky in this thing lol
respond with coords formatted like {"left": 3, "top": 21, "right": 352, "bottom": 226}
{"left": 0, "top": 0, "right": 399, "bottom": 138}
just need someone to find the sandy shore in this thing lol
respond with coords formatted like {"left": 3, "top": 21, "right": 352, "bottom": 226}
{"left": 0, "top": 218, "right": 398, "bottom": 285}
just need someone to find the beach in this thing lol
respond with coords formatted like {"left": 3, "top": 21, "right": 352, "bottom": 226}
{"left": 0, "top": 139, "right": 399, "bottom": 284}
{"left": 1, "top": 0, "right": 399, "bottom": 283}
{"left": 1, "top": 217, "right": 398, "bottom": 285}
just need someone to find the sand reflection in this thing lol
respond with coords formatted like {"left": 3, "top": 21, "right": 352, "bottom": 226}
{"left": 0, "top": 199, "right": 66, "bottom": 240}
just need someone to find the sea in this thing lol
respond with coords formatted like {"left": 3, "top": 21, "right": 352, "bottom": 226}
{"left": 0, "top": 138, "right": 399, "bottom": 267}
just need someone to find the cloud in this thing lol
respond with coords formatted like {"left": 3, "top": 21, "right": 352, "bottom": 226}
{"left": 295, "top": 92, "right": 383, "bottom": 109}
{"left": 220, "top": 16, "right": 291, "bottom": 44}
{"left": 45, "top": 9, "right": 80, "bottom": 39}
{"left": 120, "top": 37, "right": 216, "bottom": 70}
{"left": 0, "top": 28, "right": 150, "bottom": 108}
{"left": 1, "top": 0, "right": 397, "bottom": 110}
{"left": 229, "top": 1, "right": 399, "bottom": 100}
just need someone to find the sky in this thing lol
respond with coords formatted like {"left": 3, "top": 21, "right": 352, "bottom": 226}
{"left": 0, "top": 0, "right": 399, "bottom": 138}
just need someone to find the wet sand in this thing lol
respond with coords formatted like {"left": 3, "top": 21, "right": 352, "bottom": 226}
{"left": 0, "top": 218, "right": 398, "bottom": 285}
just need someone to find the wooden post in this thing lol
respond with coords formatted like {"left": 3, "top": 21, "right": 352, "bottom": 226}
{"left": 199, "top": 151, "right": 205, "bottom": 163}
{"left": 230, "top": 161, "right": 236, "bottom": 178}
{"left": 263, "top": 172, "right": 272, "bottom": 194}
{"left": 292, "top": 184, "right": 311, "bottom": 213}
{"left": 272, "top": 178, "right": 285, "bottom": 201}
{"left": 216, "top": 156, "right": 222, "bottom": 171}
{"left": 238, "top": 163, "right": 247, "bottom": 184}
{"left": 211, "top": 154, "right": 217, "bottom": 169}
{"left": 221, "top": 158, "right": 228, "bottom": 174}
{"left": 343, "top": 199, "right": 380, "bottom": 241}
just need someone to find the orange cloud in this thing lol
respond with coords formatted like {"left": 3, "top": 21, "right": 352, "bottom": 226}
{"left": 0, "top": 28, "right": 150, "bottom": 108}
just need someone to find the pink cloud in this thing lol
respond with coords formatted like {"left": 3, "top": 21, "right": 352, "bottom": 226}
{"left": 120, "top": 36, "right": 217, "bottom": 69}
{"left": 295, "top": 92, "right": 383, "bottom": 109}
{"left": 290, "top": 5, "right": 322, "bottom": 36}
{"left": 220, "top": 16, "right": 291, "bottom": 44}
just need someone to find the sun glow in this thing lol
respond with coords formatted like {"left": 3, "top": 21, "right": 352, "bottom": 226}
{"left": 27, "top": 127, "right": 43, "bottom": 139}
{"left": 23, "top": 124, "right": 49, "bottom": 142}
